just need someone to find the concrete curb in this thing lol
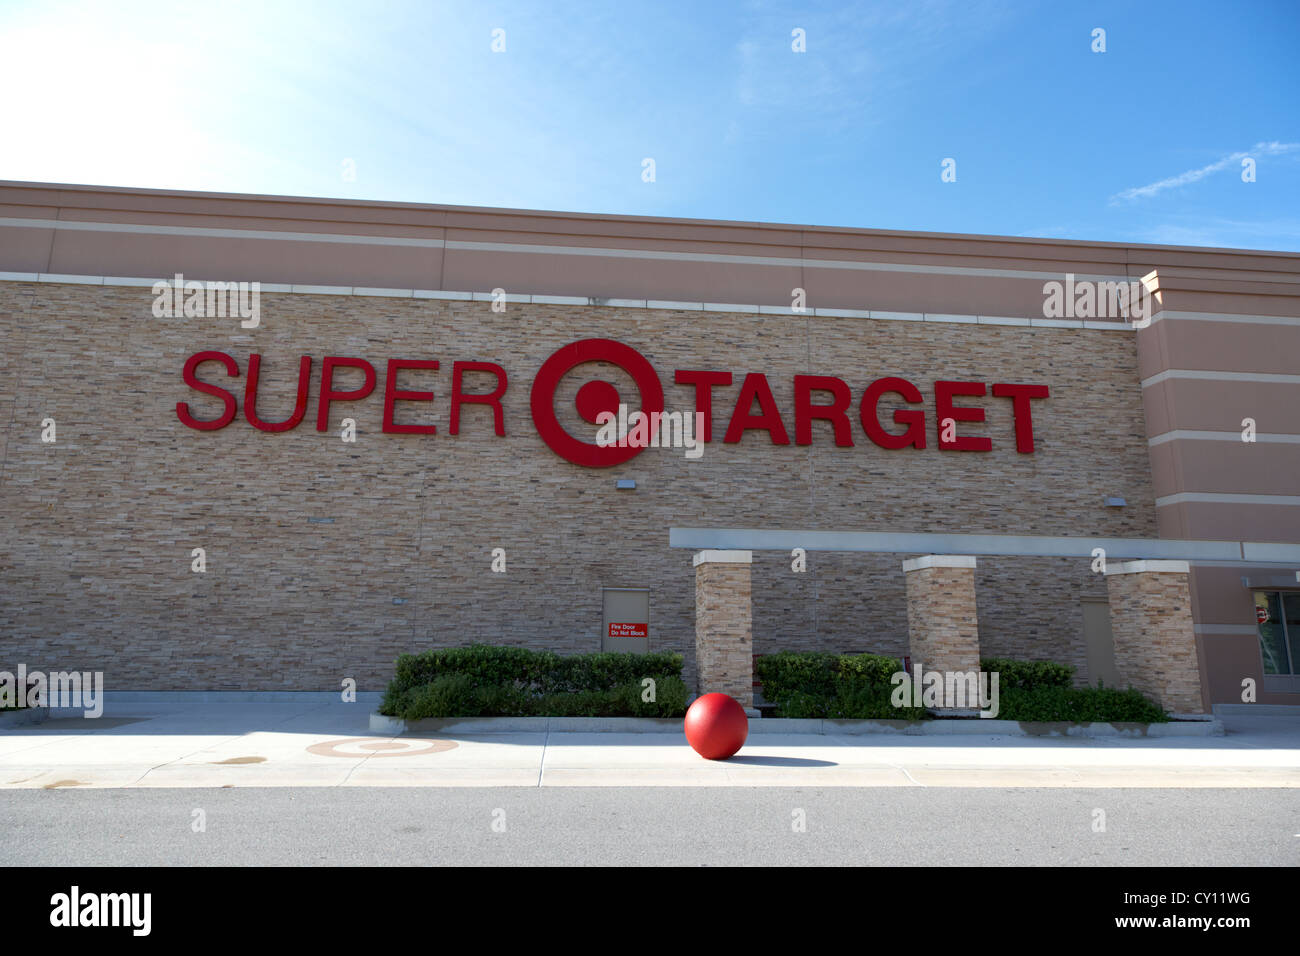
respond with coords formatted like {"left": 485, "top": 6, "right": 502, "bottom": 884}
{"left": 74, "top": 691, "right": 386, "bottom": 704}
{"left": 0, "top": 707, "right": 48, "bottom": 728}
{"left": 1214, "top": 703, "right": 1300, "bottom": 716}
{"left": 370, "top": 713, "right": 1224, "bottom": 737}
{"left": 369, "top": 715, "right": 682, "bottom": 734}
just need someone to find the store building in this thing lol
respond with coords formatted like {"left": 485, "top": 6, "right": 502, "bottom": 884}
{"left": 0, "top": 180, "right": 1297, "bottom": 711}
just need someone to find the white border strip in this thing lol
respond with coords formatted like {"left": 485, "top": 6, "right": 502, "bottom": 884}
{"left": 1142, "top": 369, "right": 1300, "bottom": 388}
{"left": 0, "top": 216, "right": 445, "bottom": 248}
{"left": 667, "top": 528, "right": 1300, "bottom": 562}
{"left": 693, "top": 549, "right": 753, "bottom": 567}
{"left": 0, "top": 216, "right": 1130, "bottom": 282}
{"left": 1149, "top": 429, "right": 1300, "bottom": 446}
{"left": 902, "top": 554, "right": 977, "bottom": 571}
{"left": 1149, "top": 310, "right": 1300, "bottom": 328}
{"left": 1156, "top": 492, "right": 1300, "bottom": 506}
{"left": 0, "top": 274, "right": 1136, "bottom": 331}
{"left": 1104, "top": 559, "right": 1190, "bottom": 575}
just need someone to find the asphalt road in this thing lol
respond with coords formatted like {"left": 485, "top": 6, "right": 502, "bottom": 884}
{"left": 3, "top": 786, "right": 1297, "bottom": 866}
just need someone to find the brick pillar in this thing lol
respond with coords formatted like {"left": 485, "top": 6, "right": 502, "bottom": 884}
{"left": 1104, "top": 560, "right": 1206, "bottom": 714}
{"left": 693, "top": 549, "right": 754, "bottom": 712}
{"left": 903, "top": 555, "right": 981, "bottom": 682}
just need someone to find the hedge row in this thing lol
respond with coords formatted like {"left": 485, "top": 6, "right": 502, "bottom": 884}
{"left": 756, "top": 652, "right": 927, "bottom": 720}
{"left": 381, "top": 645, "right": 687, "bottom": 718}
{"left": 389, "top": 645, "right": 683, "bottom": 694}
{"left": 387, "top": 673, "right": 689, "bottom": 719}
{"left": 978, "top": 657, "right": 1075, "bottom": 690}
{"left": 757, "top": 652, "right": 1168, "bottom": 722}
{"left": 755, "top": 652, "right": 901, "bottom": 700}
{"left": 996, "top": 683, "right": 1169, "bottom": 722}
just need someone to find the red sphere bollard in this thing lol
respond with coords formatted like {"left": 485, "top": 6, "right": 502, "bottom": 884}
{"left": 684, "top": 692, "right": 749, "bottom": 760}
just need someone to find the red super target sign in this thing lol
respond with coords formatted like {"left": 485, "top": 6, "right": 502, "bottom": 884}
{"left": 176, "top": 337, "right": 1048, "bottom": 468}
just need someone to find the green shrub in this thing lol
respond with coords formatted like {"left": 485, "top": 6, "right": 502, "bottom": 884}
{"left": 388, "top": 645, "right": 681, "bottom": 695}
{"left": 835, "top": 652, "right": 901, "bottom": 687}
{"left": 393, "top": 673, "right": 481, "bottom": 719}
{"left": 996, "top": 684, "right": 1168, "bottom": 722}
{"left": 380, "top": 645, "right": 687, "bottom": 718}
{"left": 533, "top": 688, "right": 618, "bottom": 717}
{"left": 769, "top": 690, "right": 833, "bottom": 719}
{"left": 755, "top": 652, "right": 839, "bottom": 701}
{"left": 771, "top": 683, "right": 926, "bottom": 721}
{"left": 547, "top": 652, "right": 684, "bottom": 694}
{"left": 757, "top": 651, "right": 923, "bottom": 720}
{"left": 390, "top": 645, "right": 556, "bottom": 696}
{"left": 611, "top": 675, "right": 689, "bottom": 717}
{"left": 832, "top": 682, "right": 927, "bottom": 720}
{"left": 980, "top": 657, "right": 1075, "bottom": 691}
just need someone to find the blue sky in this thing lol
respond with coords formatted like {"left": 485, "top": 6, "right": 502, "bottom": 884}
{"left": 2, "top": 0, "right": 1297, "bottom": 249}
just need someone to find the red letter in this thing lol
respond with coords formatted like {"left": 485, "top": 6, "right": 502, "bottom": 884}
{"left": 794, "top": 375, "right": 854, "bottom": 446}
{"left": 245, "top": 354, "right": 311, "bottom": 432}
{"left": 992, "top": 383, "right": 1049, "bottom": 453}
{"left": 934, "top": 381, "right": 991, "bottom": 451}
{"left": 382, "top": 359, "right": 439, "bottom": 435}
{"left": 316, "top": 357, "right": 376, "bottom": 431}
{"left": 723, "top": 373, "right": 790, "bottom": 445}
{"left": 451, "top": 361, "right": 508, "bottom": 436}
{"left": 177, "top": 350, "right": 239, "bottom": 430}
{"left": 860, "top": 377, "right": 926, "bottom": 449}
{"left": 674, "top": 370, "right": 732, "bottom": 443}
{"left": 530, "top": 339, "right": 663, "bottom": 468}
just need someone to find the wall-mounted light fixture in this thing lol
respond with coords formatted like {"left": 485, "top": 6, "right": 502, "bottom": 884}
{"left": 1104, "top": 496, "right": 1126, "bottom": 508}
{"left": 616, "top": 479, "right": 636, "bottom": 490}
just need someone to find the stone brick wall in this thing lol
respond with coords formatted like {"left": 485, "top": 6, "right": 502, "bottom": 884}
{"left": 0, "top": 281, "right": 1158, "bottom": 690}
{"left": 693, "top": 555, "right": 753, "bottom": 707}
{"left": 751, "top": 554, "right": 1107, "bottom": 684}
{"left": 1106, "top": 566, "right": 1206, "bottom": 713}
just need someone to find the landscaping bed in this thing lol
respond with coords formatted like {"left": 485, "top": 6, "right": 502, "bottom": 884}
{"left": 377, "top": 645, "right": 1178, "bottom": 729}
{"left": 755, "top": 652, "right": 1170, "bottom": 723}
{"left": 379, "top": 645, "right": 688, "bottom": 719}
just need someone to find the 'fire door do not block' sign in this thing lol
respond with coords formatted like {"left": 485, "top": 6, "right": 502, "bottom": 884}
{"left": 608, "top": 622, "right": 648, "bottom": 638}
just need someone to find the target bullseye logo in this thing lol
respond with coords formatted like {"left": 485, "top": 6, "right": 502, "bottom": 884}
{"left": 530, "top": 338, "right": 664, "bottom": 467}
{"left": 306, "top": 737, "right": 459, "bottom": 758}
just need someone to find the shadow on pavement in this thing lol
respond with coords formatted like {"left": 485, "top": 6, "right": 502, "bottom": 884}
{"left": 724, "top": 755, "right": 838, "bottom": 767}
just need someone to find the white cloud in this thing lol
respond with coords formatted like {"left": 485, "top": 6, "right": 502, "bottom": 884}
{"left": 1110, "top": 141, "right": 1300, "bottom": 204}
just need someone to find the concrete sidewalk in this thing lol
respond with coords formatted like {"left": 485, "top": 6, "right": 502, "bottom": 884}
{"left": 1, "top": 701, "right": 1297, "bottom": 789}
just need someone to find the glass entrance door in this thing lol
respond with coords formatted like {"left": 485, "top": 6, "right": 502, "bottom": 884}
{"left": 1254, "top": 590, "right": 1300, "bottom": 675}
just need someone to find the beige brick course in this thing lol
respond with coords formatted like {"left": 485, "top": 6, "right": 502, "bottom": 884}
{"left": 694, "top": 557, "right": 753, "bottom": 707}
{"left": 904, "top": 563, "right": 981, "bottom": 695}
{"left": 1106, "top": 569, "right": 1206, "bottom": 713}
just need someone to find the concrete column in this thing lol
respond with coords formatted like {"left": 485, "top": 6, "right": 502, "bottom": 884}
{"left": 693, "top": 549, "right": 754, "bottom": 712}
{"left": 903, "top": 555, "right": 981, "bottom": 677}
{"left": 1104, "top": 560, "right": 1206, "bottom": 714}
